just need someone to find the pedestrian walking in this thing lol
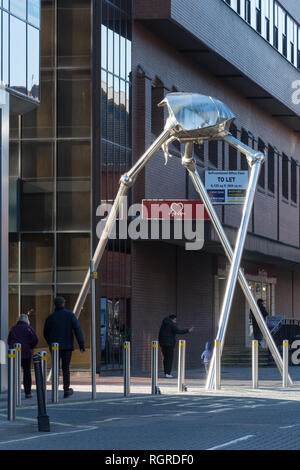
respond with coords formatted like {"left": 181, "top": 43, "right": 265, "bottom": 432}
{"left": 43, "top": 296, "right": 86, "bottom": 398}
{"left": 158, "top": 314, "right": 193, "bottom": 378}
{"left": 8, "top": 312, "right": 38, "bottom": 398}
{"left": 201, "top": 341, "right": 213, "bottom": 375}
{"left": 250, "top": 298, "right": 269, "bottom": 343}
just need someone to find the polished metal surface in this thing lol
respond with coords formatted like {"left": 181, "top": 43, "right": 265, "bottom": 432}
{"left": 8, "top": 349, "right": 16, "bottom": 421}
{"left": 206, "top": 149, "right": 263, "bottom": 390}
{"left": 182, "top": 144, "right": 292, "bottom": 387}
{"left": 177, "top": 340, "right": 186, "bottom": 392}
{"left": 215, "top": 341, "right": 221, "bottom": 390}
{"left": 124, "top": 342, "right": 131, "bottom": 397}
{"left": 14, "top": 343, "right": 21, "bottom": 406}
{"left": 40, "top": 351, "right": 47, "bottom": 405}
{"left": 252, "top": 341, "right": 259, "bottom": 389}
{"left": 72, "top": 91, "right": 290, "bottom": 391}
{"left": 151, "top": 341, "right": 159, "bottom": 395}
{"left": 51, "top": 343, "right": 59, "bottom": 403}
{"left": 90, "top": 260, "right": 97, "bottom": 400}
{"left": 282, "top": 340, "right": 289, "bottom": 388}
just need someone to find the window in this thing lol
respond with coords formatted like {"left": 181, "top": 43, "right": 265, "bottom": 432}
{"left": 268, "top": 145, "right": 275, "bottom": 193}
{"left": 194, "top": 143, "right": 204, "bottom": 163}
{"left": 28, "top": 0, "right": 41, "bottom": 28}
{"left": 237, "top": 0, "right": 241, "bottom": 15}
{"left": 265, "top": 0, "right": 270, "bottom": 41}
{"left": 57, "top": 69, "right": 91, "bottom": 138}
{"left": 256, "top": 0, "right": 261, "bottom": 34}
{"left": 291, "top": 158, "right": 297, "bottom": 204}
{"left": 245, "top": 0, "right": 251, "bottom": 24}
{"left": 282, "top": 153, "right": 289, "bottom": 200}
{"left": 57, "top": 233, "right": 90, "bottom": 283}
{"left": 21, "top": 234, "right": 54, "bottom": 283}
{"left": 27, "top": 25, "right": 40, "bottom": 100}
{"left": 10, "top": 16, "right": 26, "bottom": 94}
{"left": 10, "top": 0, "right": 26, "bottom": 20}
{"left": 258, "top": 138, "right": 265, "bottom": 188}
{"left": 282, "top": 10, "right": 287, "bottom": 57}
{"left": 208, "top": 140, "right": 218, "bottom": 168}
{"left": 273, "top": 2, "right": 279, "bottom": 49}
{"left": 151, "top": 78, "right": 164, "bottom": 137}
{"left": 229, "top": 123, "right": 237, "bottom": 170}
{"left": 241, "top": 128, "right": 249, "bottom": 170}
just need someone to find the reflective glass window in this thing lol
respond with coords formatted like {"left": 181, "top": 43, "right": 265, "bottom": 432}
{"left": 57, "top": 141, "right": 91, "bottom": 231}
{"left": 9, "top": 286, "right": 19, "bottom": 328}
{"left": 3, "top": 12, "right": 9, "bottom": 86}
{"left": 57, "top": 233, "right": 90, "bottom": 283}
{"left": 41, "top": 0, "right": 55, "bottom": 67}
{"left": 21, "top": 180, "right": 54, "bottom": 231}
{"left": 22, "top": 71, "right": 54, "bottom": 138}
{"left": 3, "top": 0, "right": 9, "bottom": 10}
{"left": 57, "top": 0, "right": 91, "bottom": 67}
{"left": 10, "top": 0, "right": 26, "bottom": 19}
{"left": 57, "top": 69, "right": 91, "bottom": 138}
{"left": 28, "top": 0, "right": 41, "bottom": 27}
{"left": 21, "top": 234, "right": 54, "bottom": 283}
{"left": 21, "top": 141, "right": 54, "bottom": 178}
{"left": 21, "top": 285, "right": 54, "bottom": 346}
{"left": 9, "top": 234, "right": 19, "bottom": 283}
{"left": 10, "top": 16, "right": 27, "bottom": 94}
{"left": 28, "top": 25, "right": 40, "bottom": 100}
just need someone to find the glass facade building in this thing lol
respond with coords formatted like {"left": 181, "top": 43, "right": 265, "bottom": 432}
{"left": 1, "top": 0, "right": 40, "bottom": 100}
{"left": 224, "top": 0, "right": 300, "bottom": 70}
{"left": 8, "top": 0, "right": 132, "bottom": 369}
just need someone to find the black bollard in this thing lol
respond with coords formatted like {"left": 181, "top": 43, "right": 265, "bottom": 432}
{"left": 33, "top": 353, "right": 50, "bottom": 432}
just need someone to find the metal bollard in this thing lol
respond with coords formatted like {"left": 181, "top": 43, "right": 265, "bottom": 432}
{"left": 123, "top": 341, "right": 130, "bottom": 397}
{"left": 8, "top": 349, "right": 16, "bottom": 421}
{"left": 177, "top": 340, "right": 187, "bottom": 392}
{"left": 51, "top": 343, "right": 59, "bottom": 403}
{"left": 40, "top": 351, "right": 48, "bottom": 404}
{"left": 90, "top": 260, "right": 97, "bottom": 400}
{"left": 151, "top": 341, "right": 161, "bottom": 395}
{"left": 14, "top": 343, "right": 21, "bottom": 406}
{"left": 215, "top": 340, "right": 221, "bottom": 390}
{"left": 252, "top": 340, "right": 259, "bottom": 389}
{"left": 33, "top": 353, "right": 50, "bottom": 432}
{"left": 283, "top": 340, "right": 289, "bottom": 388}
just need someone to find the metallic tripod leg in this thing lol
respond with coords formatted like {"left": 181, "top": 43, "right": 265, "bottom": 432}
{"left": 182, "top": 142, "right": 292, "bottom": 388}
{"left": 73, "top": 127, "right": 173, "bottom": 318}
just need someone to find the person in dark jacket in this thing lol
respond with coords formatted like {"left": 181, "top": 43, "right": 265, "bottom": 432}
{"left": 250, "top": 298, "right": 269, "bottom": 343}
{"left": 43, "top": 296, "right": 85, "bottom": 398}
{"left": 8, "top": 313, "right": 38, "bottom": 398}
{"left": 158, "top": 314, "right": 194, "bottom": 378}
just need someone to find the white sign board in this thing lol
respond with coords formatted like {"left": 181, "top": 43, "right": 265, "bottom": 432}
{"left": 205, "top": 170, "right": 248, "bottom": 204}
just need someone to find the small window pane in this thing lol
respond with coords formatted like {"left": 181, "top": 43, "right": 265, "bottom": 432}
{"left": 21, "top": 234, "right": 54, "bottom": 283}
{"left": 10, "top": 0, "right": 26, "bottom": 19}
{"left": 3, "top": 12, "right": 9, "bottom": 87}
{"left": 28, "top": 25, "right": 40, "bottom": 100}
{"left": 57, "top": 234, "right": 90, "bottom": 283}
{"left": 10, "top": 16, "right": 27, "bottom": 94}
{"left": 28, "top": 0, "right": 41, "bottom": 27}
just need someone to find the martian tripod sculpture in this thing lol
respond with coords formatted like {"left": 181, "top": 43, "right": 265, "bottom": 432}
{"left": 73, "top": 92, "right": 292, "bottom": 389}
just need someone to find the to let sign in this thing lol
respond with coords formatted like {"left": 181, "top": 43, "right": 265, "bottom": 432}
{"left": 205, "top": 170, "right": 248, "bottom": 204}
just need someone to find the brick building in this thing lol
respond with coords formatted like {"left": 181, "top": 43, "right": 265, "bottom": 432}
{"left": 7, "top": 0, "right": 300, "bottom": 375}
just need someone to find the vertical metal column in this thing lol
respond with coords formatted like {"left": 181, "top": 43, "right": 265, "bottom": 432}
{"left": 283, "top": 340, "right": 289, "bottom": 388}
{"left": 8, "top": 349, "right": 16, "bottom": 421}
{"left": 151, "top": 341, "right": 161, "bottom": 395}
{"left": 14, "top": 343, "right": 21, "bottom": 406}
{"left": 40, "top": 351, "right": 47, "bottom": 405}
{"left": 90, "top": 260, "right": 97, "bottom": 400}
{"left": 177, "top": 340, "right": 187, "bottom": 392}
{"left": 123, "top": 341, "right": 130, "bottom": 397}
{"left": 51, "top": 343, "right": 59, "bottom": 403}
{"left": 252, "top": 340, "right": 259, "bottom": 389}
{"left": 215, "top": 340, "right": 221, "bottom": 390}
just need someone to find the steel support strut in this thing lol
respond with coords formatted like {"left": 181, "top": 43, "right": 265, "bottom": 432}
{"left": 73, "top": 127, "right": 173, "bottom": 318}
{"left": 182, "top": 141, "right": 293, "bottom": 388}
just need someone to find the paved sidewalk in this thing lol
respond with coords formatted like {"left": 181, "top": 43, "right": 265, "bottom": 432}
{"left": 1, "top": 365, "right": 300, "bottom": 409}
